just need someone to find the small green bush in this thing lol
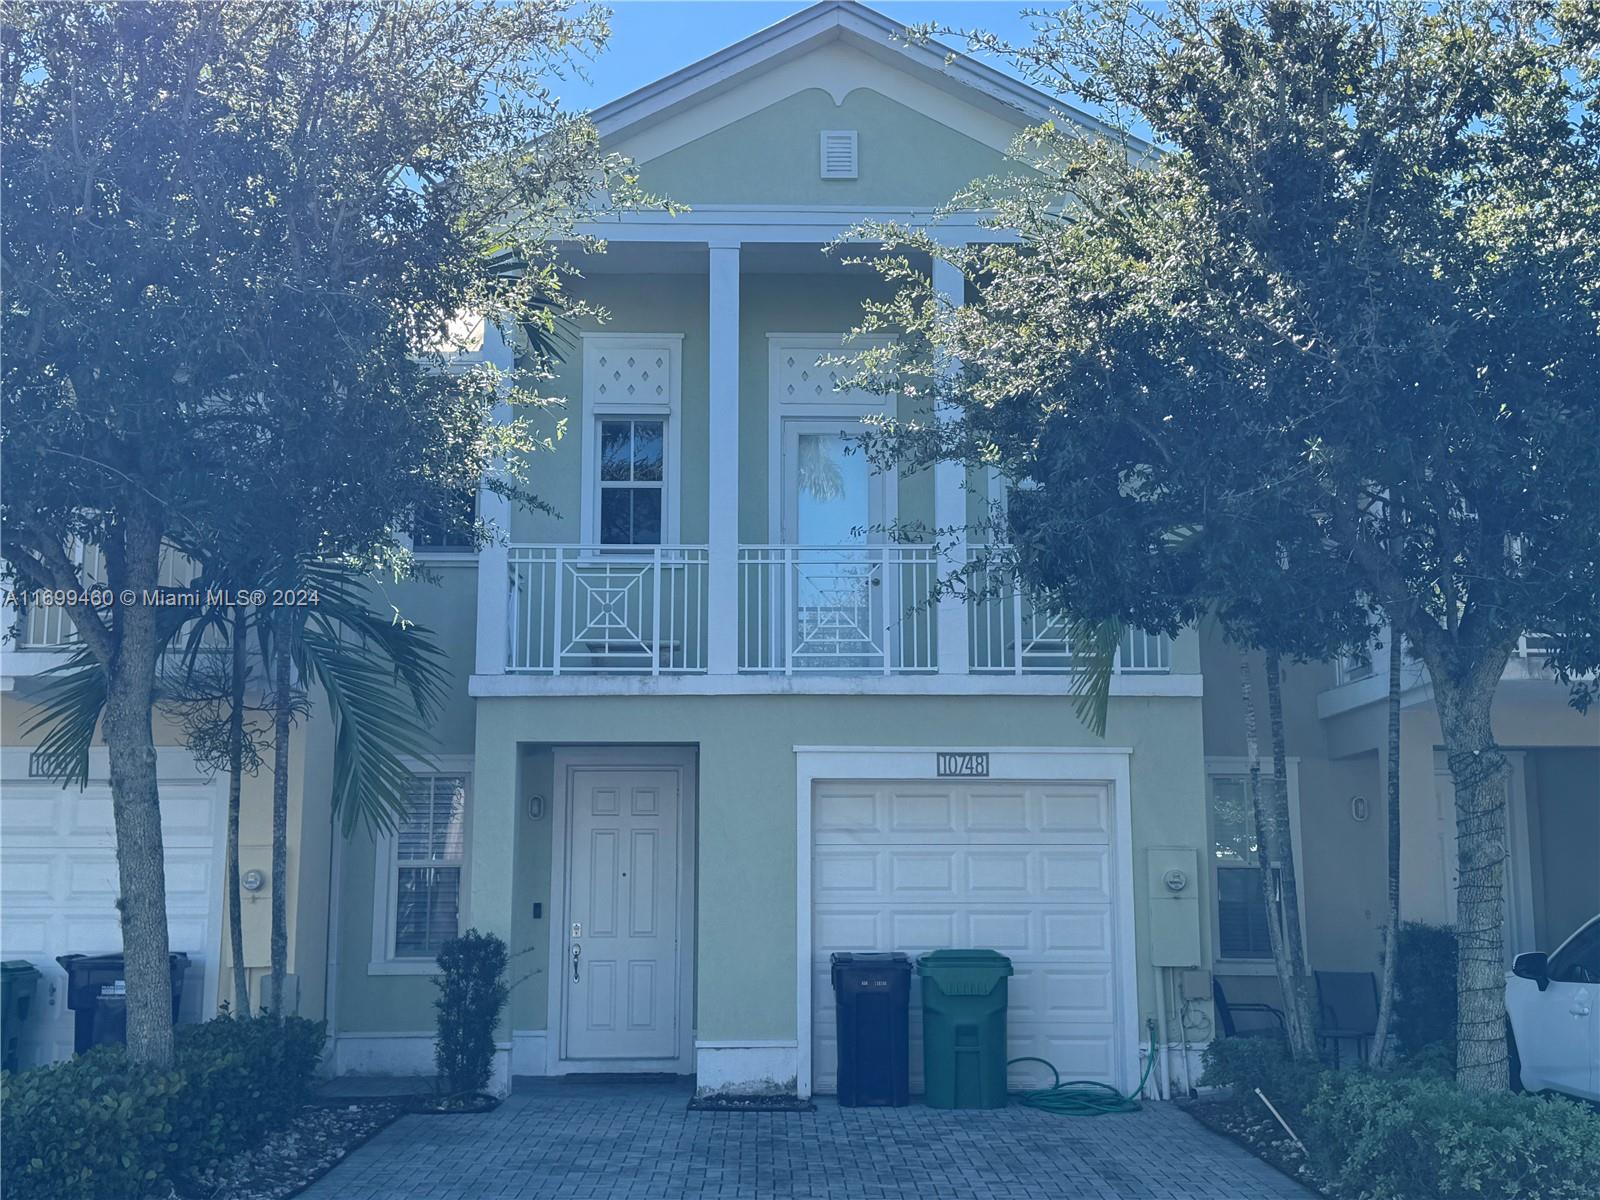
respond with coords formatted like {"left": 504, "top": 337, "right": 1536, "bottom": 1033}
{"left": 1394, "top": 922, "right": 1458, "bottom": 1061}
{"left": 0, "top": 1016, "right": 325, "bottom": 1200}
{"left": 1200, "top": 1035, "right": 1333, "bottom": 1120}
{"left": 434, "top": 929, "right": 509, "bottom": 1097}
{"left": 1308, "top": 1073, "right": 1600, "bottom": 1200}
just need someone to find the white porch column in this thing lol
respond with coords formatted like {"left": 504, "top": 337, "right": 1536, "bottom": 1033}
{"left": 707, "top": 241, "right": 742, "bottom": 674}
{"left": 932, "top": 253, "right": 969, "bottom": 675}
{"left": 474, "top": 317, "right": 517, "bottom": 677}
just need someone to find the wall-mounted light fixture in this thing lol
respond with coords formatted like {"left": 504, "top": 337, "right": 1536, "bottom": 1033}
{"left": 1350, "top": 795, "right": 1370, "bottom": 823}
{"left": 528, "top": 794, "right": 545, "bottom": 821}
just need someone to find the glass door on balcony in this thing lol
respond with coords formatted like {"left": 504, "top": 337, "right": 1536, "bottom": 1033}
{"left": 780, "top": 421, "right": 888, "bottom": 671}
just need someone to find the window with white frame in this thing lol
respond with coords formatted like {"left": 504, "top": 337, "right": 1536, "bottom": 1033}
{"left": 598, "top": 418, "right": 665, "bottom": 545}
{"left": 1208, "top": 773, "right": 1274, "bottom": 960}
{"left": 389, "top": 774, "right": 467, "bottom": 959}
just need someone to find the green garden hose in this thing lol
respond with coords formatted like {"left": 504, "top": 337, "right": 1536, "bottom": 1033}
{"left": 1006, "top": 1052, "right": 1155, "bottom": 1116}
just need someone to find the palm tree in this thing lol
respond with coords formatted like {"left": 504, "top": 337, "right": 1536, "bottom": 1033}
{"left": 26, "top": 558, "right": 447, "bottom": 1022}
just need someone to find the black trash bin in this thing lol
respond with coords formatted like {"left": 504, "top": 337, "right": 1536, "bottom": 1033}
{"left": 55, "top": 953, "right": 189, "bottom": 1054}
{"left": 829, "top": 952, "right": 912, "bottom": 1107}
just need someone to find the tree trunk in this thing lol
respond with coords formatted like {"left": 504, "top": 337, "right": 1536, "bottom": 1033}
{"left": 268, "top": 612, "right": 292, "bottom": 1019}
{"left": 1264, "top": 651, "right": 1318, "bottom": 1051}
{"left": 1239, "top": 652, "right": 1314, "bottom": 1058}
{"left": 100, "top": 518, "right": 175, "bottom": 1066}
{"left": 1427, "top": 652, "right": 1513, "bottom": 1091}
{"left": 1371, "top": 637, "right": 1403, "bottom": 1065}
{"left": 226, "top": 605, "right": 251, "bottom": 1017}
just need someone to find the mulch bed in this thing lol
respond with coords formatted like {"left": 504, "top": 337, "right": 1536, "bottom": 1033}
{"left": 166, "top": 1100, "right": 402, "bottom": 1200}
{"left": 1181, "top": 1094, "right": 1328, "bottom": 1196}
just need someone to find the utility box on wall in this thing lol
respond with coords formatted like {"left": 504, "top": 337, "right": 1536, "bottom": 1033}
{"left": 1146, "top": 847, "right": 1202, "bottom": 968}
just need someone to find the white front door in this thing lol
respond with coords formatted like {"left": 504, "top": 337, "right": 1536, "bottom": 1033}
{"left": 561, "top": 766, "right": 684, "bottom": 1066}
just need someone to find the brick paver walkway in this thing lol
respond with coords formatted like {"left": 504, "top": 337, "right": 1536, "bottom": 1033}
{"left": 300, "top": 1078, "right": 1312, "bottom": 1199}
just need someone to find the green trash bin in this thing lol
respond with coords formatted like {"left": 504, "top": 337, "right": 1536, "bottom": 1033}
{"left": 917, "top": 949, "right": 1013, "bottom": 1109}
{"left": 2, "top": 960, "right": 41, "bottom": 1073}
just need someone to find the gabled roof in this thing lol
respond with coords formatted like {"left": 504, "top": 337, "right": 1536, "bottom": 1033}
{"left": 591, "top": 0, "right": 1138, "bottom": 151}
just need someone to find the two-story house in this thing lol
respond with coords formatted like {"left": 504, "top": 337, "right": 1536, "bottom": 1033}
{"left": 4, "top": 2, "right": 1594, "bottom": 1098}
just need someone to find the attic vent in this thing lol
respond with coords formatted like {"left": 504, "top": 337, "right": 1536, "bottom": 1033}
{"left": 820, "top": 130, "right": 858, "bottom": 180}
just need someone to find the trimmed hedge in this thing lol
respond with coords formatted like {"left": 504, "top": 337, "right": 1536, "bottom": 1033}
{"left": 1, "top": 1016, "right": 325, "bottom": 1200}
{"left": 1394, "top": 922, "right": 1458, "bottom": 1060}
{"left": 1201, "top": 1036, "right": 1600, "bottom": 1200}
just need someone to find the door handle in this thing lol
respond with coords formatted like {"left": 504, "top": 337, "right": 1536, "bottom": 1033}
{"left": 571, "top": 943, "right": 582, "bottom": 984}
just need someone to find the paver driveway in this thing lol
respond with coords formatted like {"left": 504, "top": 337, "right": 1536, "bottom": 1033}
{"left": 300, "top": 1078, "right": 1313, "bottom": 1200}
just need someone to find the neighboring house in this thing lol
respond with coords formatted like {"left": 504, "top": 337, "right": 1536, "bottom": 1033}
{"left": 2, "top": 1, "right": 1594, "bottom": 1095}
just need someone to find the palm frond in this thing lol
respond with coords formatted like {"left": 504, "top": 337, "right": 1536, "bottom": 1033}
{"left": 1067, "top": 617, "right": 1124, "bottom": 738}
{"left": 297, "top": 623, "right": 440, "bottom": 837}
{"left": 22, "top": 648, "right": 107, "bottom": 788}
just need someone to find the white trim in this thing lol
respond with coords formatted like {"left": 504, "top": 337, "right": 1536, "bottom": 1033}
{"left": 470, "top": 672, "right": 1203, "bottom": 698}
{"left": 331, "top": 1031, "right": 512, "bottom": 1093}
{"left": 547, "top": 746, "right": 698, "bottom": 1075}
{"left": 369, "top": 763, "right": 474, "bottom": 976}
{"left": 511, "top": 1029, "right": 549, "bottom": 1076}
{"left": 580, "top": 334, "right": 684, "bottom": 545}
{"left": 792, "top": 745, "right": 1137, "bottom": 1101}
{"left": 1204, "top": 756, "right": 1307, "bottom": 965}
{"left": 589, "top": 2, "right": 1142, "bottom": 154}
{"left": 694, "top": 1042, "right": 801, "bottom": 1098}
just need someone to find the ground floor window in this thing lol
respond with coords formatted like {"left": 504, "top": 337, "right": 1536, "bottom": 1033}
{"left": 383, "top": 773, "right": 468, "bottom": 962}
{"left": 1208, "top": 773, "right": 1273, "bottom": 960}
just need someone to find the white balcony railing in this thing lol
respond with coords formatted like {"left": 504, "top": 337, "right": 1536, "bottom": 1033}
{"left": 507, "top": 545, "right": 710, "bottom": 674}
{"left": 965, "top": 554, "right": 1170, "bottom": 675}
{"left": 502, "top": 543, "right": 1173, "bottom": 679}
{"left": 737, "top": 545, "right": 939, "bottom": 674}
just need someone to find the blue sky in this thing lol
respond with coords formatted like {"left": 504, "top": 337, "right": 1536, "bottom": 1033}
{"left": 560, "top": 2, "right": 1060, "bottom": 112}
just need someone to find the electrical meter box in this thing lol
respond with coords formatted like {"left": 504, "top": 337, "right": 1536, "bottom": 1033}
{"left": 1146, "top": 847, "right": 1202, "bottom": 968}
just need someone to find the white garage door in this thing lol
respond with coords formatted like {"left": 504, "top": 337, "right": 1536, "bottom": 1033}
{"left": 0, "top": 769, "right": 221, "bottom": 1067}
{"left": 812, "top": 780, "right": 1122, "bottom": 1095}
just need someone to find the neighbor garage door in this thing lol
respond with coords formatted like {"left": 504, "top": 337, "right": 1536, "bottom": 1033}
{"left": 812, "top": 779, "right": 1121, "bottom": 1095}
{"left": 0, "top": 768, "right": 221, "bottom": 1067}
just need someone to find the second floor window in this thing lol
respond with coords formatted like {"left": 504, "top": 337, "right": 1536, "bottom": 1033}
{"left": 599, "top": 418, "right": 664, "bottom": 546}
{"left": 412, "top": 488, "right": 477, "bottom": 552}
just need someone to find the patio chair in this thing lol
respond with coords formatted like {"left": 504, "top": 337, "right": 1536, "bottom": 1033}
{"left": 1212, "top": 976, "right": 1287, "bottom": 1039}
{"left": 1315, "top": 970, "right": 1380, "bottom": 1066}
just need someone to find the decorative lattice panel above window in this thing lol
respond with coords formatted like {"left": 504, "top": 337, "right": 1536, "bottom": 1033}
{"left": 593, "top": 348, "right": 670, "bottom": 404}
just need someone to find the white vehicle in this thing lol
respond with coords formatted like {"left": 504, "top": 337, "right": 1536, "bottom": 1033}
{"left": 1506, "top": 913, "right": 1600, "bottom": 1101}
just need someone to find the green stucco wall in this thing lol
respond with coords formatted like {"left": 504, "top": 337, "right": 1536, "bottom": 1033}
{"left": 636, "top": 87, "right": 1024, "bottom": 209}
{"left": 340, "top": 688, "right": 1207, "bottom": 1041}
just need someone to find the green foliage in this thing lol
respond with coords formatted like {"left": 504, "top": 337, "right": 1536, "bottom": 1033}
{"left": 1202, "top": 1034, "right": 1600, "bottom": 1198}
{"left": 1394, "top": 923, "right": 1459, "bottom": 1062}
{"left": 434, "top": 930, "right": 510, "bottom": 1097}
{"left": 0, "top": 1016, "right": 325, "bottom": 1200}
{"left": 1199, "top": 1036, "right": 1336, "bottom": 1121}
{"left": 1308, "top": 1073, "right": 1600, "bottom": 1200}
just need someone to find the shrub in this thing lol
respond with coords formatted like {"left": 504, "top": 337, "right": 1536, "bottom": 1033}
{"left": 434, "top": 929, "right": 509, "bottom": 1097}
{"left": 1200, "top": 1035, "right": 1333, "bottom": 1121}
{"left": 1394, "top": 922, "right": 1457, "bottom": 1060}
{"left": 0, "top": 1016, "right": 325, "bottom": 1200}
{"left": 1308, "top": 1073, "right": 1600, "bottom": 1200}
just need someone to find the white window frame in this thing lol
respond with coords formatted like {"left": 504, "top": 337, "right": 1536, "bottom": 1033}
{"left": 580, "top": 334, "right": 682, "bottom": 545}
{"left": 1204, "top": 756, "right": 1305, "bottom": 974}
{"left": 369, "top": 756, "right": 474, "bottom": 976}
{"left": 765, "top": 333, "right": 894, "bottom": 543}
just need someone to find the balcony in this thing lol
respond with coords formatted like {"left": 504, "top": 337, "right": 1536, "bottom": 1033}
{"left": 501, "top": 543, "right": 1171, "bottom": 679}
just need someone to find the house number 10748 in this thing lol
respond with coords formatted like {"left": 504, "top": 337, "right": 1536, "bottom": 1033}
{"left": 936, "top": 752, "right": 989, "bottom": 777}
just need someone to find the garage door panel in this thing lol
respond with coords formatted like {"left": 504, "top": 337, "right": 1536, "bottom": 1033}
{"left": 812, "top": 778, "right": 1122, "bottom": 1097}
{"left": 2, "top": 775, "right": 221, "bottom": 1069}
